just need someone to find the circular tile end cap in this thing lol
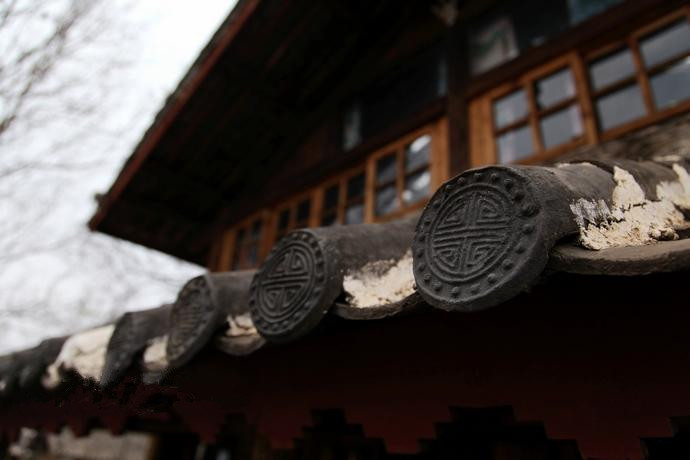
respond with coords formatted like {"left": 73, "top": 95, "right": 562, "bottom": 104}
{"left": 166, "top": 274, "right": 221, "bottom": 368}
{"left": 413, "top": 166, "right": 550, "bottom": 312}
{"left": 249, "top": 230, "right": 339, "bottom": 343}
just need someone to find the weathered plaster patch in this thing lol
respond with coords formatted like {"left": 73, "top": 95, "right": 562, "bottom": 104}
{"left": 572, "top": 166, "right": 689, "bottom": 250}
{"left": 652, "top": 154, "right": 684, "bottom": 162}
{"left": 224, "top": 313, "right": 258, "bottom": 337}
{"left": 343, "top": 250, "right": 415, "bottom": 308}
{"left": 657, "top": 164, "right": 690, "bottom": 210}
{"left": 43, "top": 325, "right": 115, "bottom": 388}
{"left": 142, "top": 335, "right": 168, "bottom": 373}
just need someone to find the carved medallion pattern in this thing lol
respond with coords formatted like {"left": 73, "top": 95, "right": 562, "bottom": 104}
{"left": 413, "top": 168, "right": 541, "bottom": 309}
{"left": 249, "top": 231, "right": 328, "bottom": 341}
{"left": 167, "top": 275, "right": 215, "bottom": 366}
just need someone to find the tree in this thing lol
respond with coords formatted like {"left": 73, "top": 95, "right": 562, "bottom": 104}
{"left": 0, "top": 0, "right": 202, "bottom": 353}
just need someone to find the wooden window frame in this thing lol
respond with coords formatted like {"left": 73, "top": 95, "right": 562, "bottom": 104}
{"left": 474, "top": 53, "right": 593, "bottom": 166}
{"left": 469, "top": 5, "right": 690, "bottom": 167}
{"left": 314, "top": 166, "right": 367, "bottom": 227}
{"left": 266, "top": 189, "right": 319, "bottom": 247}
{"left": 212, "top": 117, "right": 449, "bottom": 271}
{"left": 586, "top": 6, "right": 690, "bottom": 141}
{"left": 366, "top": 120, "right": 449, "bottom": 222}
{"left": 216, "top": 211, "right": 271, "bottom": 271}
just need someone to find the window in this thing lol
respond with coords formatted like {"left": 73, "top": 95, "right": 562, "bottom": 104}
{"left": 469, "top": 7, "right": 690, "bottom": 166}
{"left": 215, "top": 118, "right": 449, "bottom": 271}
{"left": 342, "top": 42, "right": 447, "bottom": 150}
{"left": 230, "top": 217, "right": 265, "bottom": 270}
{"left": 486, "top": 56, "right": 586, "bottom": 163}
{"left": 371, "top": 133, "right": 433, "bottom": 219}
{"left": 273, "top": 195, "right": 313, "bottom": 242}
{"left": 318, "top": 170, "right": 366, "bottom": 226}
{"left": 469, "top": 0, "right": 622, "bottom": 75}
{"left": 585, "top": 11, "right": 690, "bottom": 135}
{"left": 327, "top": 120, "right": 447, "bottom": 224}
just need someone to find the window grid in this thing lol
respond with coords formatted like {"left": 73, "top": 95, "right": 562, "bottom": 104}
{"left": 472, "top": 6, "right": 690, "bottom": 166}
{"left": 216, "top": 118, "right": 449, "bottom": 270}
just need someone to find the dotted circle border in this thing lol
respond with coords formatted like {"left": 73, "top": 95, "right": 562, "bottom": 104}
{"left": 413, "top": 169, "right": 542, "bottom": 306}
{"left": 249, "top": 231, "right": 328, "bottom": 340}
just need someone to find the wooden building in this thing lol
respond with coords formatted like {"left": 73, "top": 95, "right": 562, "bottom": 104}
{"left": 3, "top": 1, "right": 690, "bottom": 459}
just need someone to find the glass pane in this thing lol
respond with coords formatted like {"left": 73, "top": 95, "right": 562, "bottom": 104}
{"left": 342, "top": 102, "right": 362, "bottom": 150}
{"left": 375, "top": 185, "right": 399, "bottom": 216}
{"left": 235, "top": 228, "right": 246, "bottom": 246}
{"left": 650, "top": 58, "right": 690, "bottom": 110}
{"left": 246, "top": 244, "right": 258, "bottom": 266}
{"left": 344, "top": 203, "right": 364, "bottom": 224}
{"left": 567, "top": 0, "right": 622, "bottom": 25}
{"left": 497, "top": 125, "right": 533, "bottom": 163}
{"left": 376, "top": 153, "right": 397, "bottom": 184}
{"left": 347, "top": 173, "right": 365, "bottom": 200}
{"left": 595, "top": 84, "right": 646, "bottom": 131}
{"left": 588, "top": 48, "right": 635, "bottom": 91}
{"left": 540, "top": 104, "right": 583, "bottom": 149}
{"left": 469, "top": 15, "right": 519, "bottom": 75}
{"left": 640, "top": 20, "right": 690, "bottom": 68}
{"left": 403, "top": 170, "right": 431, "bottom": 205}
{"left": 251, "top": 220, "right": 262, "bottom": 239}
{"left": 277, "top": 209, "right": 290, "bottom": 231}
{"left": 296, "top": 199, "right": 311, "bottom": 224}
{"left": 321, "top": 212, "right": 337, "bottom": 227}
{"left": 405, "top": 134, "right": 431, "bottom": 172}
{"left": 535, "top": 68, "right": 575, "bottom": 109}
{"left": 323, "top": 184, "right": 339, "bottom": 211}
{"left": 493, "top": 90, "right": 529, "bottom": 129}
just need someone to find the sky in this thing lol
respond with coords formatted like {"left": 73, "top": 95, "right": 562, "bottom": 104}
{"left": 0, "top": 0, "right": 238, "bottom": 352}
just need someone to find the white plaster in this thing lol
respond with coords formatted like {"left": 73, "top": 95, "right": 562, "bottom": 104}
{"left": 43, "top": 325, "right": 114, "bottom": 388}
{"left": 142, "top": 335, "right": 168, "bottom": 373}
{"left": 225, "top": 313, "right": 257, "bottom": 337}
{"left": 343, "top": 250, "right": 415, "bottom": 308}
{"left": 572, "top": 166, "right": 689, "bottom": 250}
{"left": 652, "top": 154, "right": 684, "bottom": 162}
{"left": 657, "top": 164, "right": 690, "bottom": 209}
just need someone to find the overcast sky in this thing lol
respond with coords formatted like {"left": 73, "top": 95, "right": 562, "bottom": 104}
{"left": 0, "top": 0, "right": 237, "bottom": 352}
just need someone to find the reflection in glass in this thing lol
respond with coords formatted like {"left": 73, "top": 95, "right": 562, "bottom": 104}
{"left": 324, "top": 184, "right": 339, "bottom": 211}
{"left": 375, "top": 185, "right": 399, "bottom": 216}
{"left": 247, "top": 245, "right": 258, "bottom": 266}
{"left": 347, "top": 173, "right": 365, "bottom": 200}
{"left": 540, "top": 105, "right": 583, "bottom": 149}
{"left": 567, "top": 0, "right": 622, "bottom": 25}
{"left": 650, "top": 58, "right": 690, "bottom": 109}
{"left": 497, "top": 125, "right": 533, "bottom": 163}
{"left": 535, "top": 68, "right": 575, "bottom": 109}
{"left": 493, "top": 90, "right": 529, "bottom": 129}
{"left": 321, "top": 212, "right": 337, "bottom": 227}
{"left": 376, "top": 154, "right": 397, "bottom": 184}
{"left": 277, "top": 209, "right": 290, "bottom": 232}
{"left": 595, "top": 85, "right": 646, "bottom": 131}
{"left": 403, "top": 170, "right": 430, "bottom": 205}
{"left": 344, "top": 203, "right": 364, "bottom": 224}
{"left": 469, "top": 15, "right": 519, "bottom": 75}
{"left": 640, "top": 20, "right": 690, "bottom": 68}
{"left": 251, "top": 220, "right": 262, "bottom": 238}
{"left": 588, "top": 48, "right": 635, "bottom": 90}
{"left": 405, "top": 134, "right": 431, "bottom": 172}
{"left": 296, "top": 199, "right": 311, "bottom": 226}
{"left": 342, "top": 103, "right": 362, "bottom": 150}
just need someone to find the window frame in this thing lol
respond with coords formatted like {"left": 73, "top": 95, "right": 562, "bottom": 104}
{"left": 268, "top": 189, "right": 318, "bottom": 246}
{"left": 366, "top": 122, "right": 447, "bottom": 222}
{"left": 216, "top": 211, "right": 271, "bottom": 271}
{"left": 469, "top": 6, "right": 690, "bottom": 167}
